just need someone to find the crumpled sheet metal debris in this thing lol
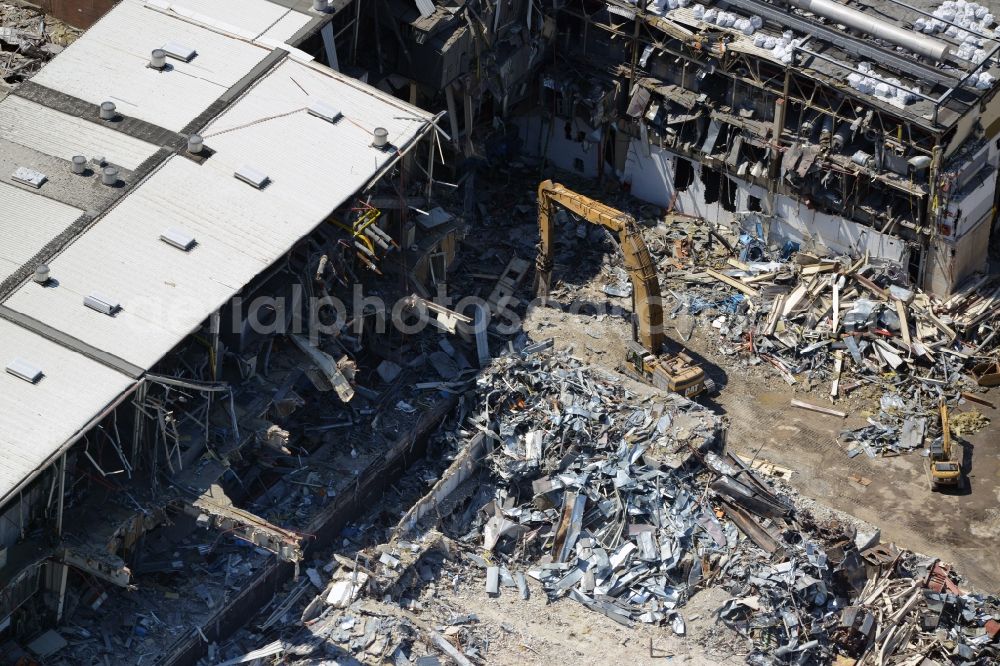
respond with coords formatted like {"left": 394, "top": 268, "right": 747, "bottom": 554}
{"left": 458, "top": 347, "right": 1000, "bottom": 665}
{"left": 205, "top": 348, "right": 999, "bottom": 666}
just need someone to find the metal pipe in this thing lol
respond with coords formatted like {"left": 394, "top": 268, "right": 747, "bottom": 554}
{"left": 56, "top": 453, "right": 66, "bottom": 536}
{"left": 786, "top": 0, "right": 951, "bottom": 61}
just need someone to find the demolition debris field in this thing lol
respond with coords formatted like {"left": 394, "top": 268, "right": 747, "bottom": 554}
{"left": 203, "top": 194, "right": 1000, "bottom": 664}
{"left": 524, "top": 304, "right": 1000, "bottom": 594}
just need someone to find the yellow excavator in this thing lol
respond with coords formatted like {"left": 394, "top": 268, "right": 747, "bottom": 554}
{"left": 534, "top": 180, "right": 713, "bottom": 398}
{"left": 928, "top": 398, "right": 963, "bottom": 491}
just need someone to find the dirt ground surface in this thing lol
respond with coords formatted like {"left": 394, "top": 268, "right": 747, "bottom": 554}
{"left": 428, "top": 573, "right": 745, "bottom": 666}
{"left": 521, "top": 291, "right": 1000, "bottom": 594}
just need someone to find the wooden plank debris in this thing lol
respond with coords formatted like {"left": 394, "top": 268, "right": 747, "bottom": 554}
{"left": 705, "top": 268, "right": 759, "bottom": 297}
{"left": 791, "top": 399, "right": 847, "bottom": 418}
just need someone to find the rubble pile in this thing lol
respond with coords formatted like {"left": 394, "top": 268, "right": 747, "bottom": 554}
{"left": 646, "top": 222, "right": 999, "bottom": 431}
{"left": 196, "top": 346, "right": 1000, "bottom": 665}
{"left": 460, "top": 348, "right": 1000, "bottom": 665}
{"left": 0, "top": 1, "right": 78, "bottom": 86}
{"left": 719, "top": 542, "right": 1000, "bottom": 665}
{"left": 463, "top": 349, "right": 737, "bottom": 628}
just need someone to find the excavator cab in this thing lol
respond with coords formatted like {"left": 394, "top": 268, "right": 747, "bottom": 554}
{"left": 928, "top": 399, "right": 963, "bottom": 491}
{"left": 624, "top": 340, "right": 714, "bottom": 398}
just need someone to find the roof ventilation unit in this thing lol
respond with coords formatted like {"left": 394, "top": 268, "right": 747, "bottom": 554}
{"left": 5, "top": 358, "right": 43, "bottom": 384}
{"left": 33, "top": 264, "right": 50, "bottom": 284}
{"left": 12, "top": 167, "right": 47, "bottom": 188}
{"left": 99, "top": 101, "right": 116, "bottom": 120}
{"left": 150, "top": 48, "right": 167, "bottom": 70}
{"left": 312, "top": 0, "right": 328, "bottom": 11}
{"left": 187, "top": 134, "right": 204, "bottom": 154}
{"left": 71, "top": 155, "right": 87, "bottom": 174}
{"left": 161, "top": 227, "right": 196, "bottom": 251}
{"left": 235, "top": 165, "right": 269, "bottom": 189}
{"left": 372, "top": 127, "right": 389, "bottom": 149}
{"left": 101, "top": 167, "right": 119, "bottom": 186}
{"left": 307, "top": 99, "right": 343, "bottom": 124}
{"left": 161, "top": 41, "right": 196, "bottom": 62}
{"left": 84, "top": 292, "right": 121, "bottom": 316}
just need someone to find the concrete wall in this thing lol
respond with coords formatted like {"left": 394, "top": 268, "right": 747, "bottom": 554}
{"left": 925, "top": 215, "right": 992, "bottom": 296}
{"left": 926, "top": 140, "right": 998, "bottom": 296}
{"left": 946, "top": 141, "right": 997, "bottom": 240}
{"left": 514, "top": 114, "right": 609, "bottom": 179}
{"left": 623, "top": 140, "right": 907, "bottom": 263}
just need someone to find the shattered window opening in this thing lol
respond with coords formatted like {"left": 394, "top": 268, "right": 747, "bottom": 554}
{"left": 720, "top": 176, "right": 737, "bottom": 212}
{"left": 674, "top": 157, "right": 695, "bottom": 192}
{"left": 702, "top": 166, "right": 721, "bottom": 204}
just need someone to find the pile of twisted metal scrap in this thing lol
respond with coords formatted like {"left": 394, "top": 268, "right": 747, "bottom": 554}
{"left": 208, "top": 346, "right": 999, "bottom": 665}
{"left": 458, "top": 346, "right": 999, "bottom": 665}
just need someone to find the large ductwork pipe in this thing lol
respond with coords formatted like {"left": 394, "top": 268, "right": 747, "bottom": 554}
{"left": 786, "top": 0, "right": 952, "bottom": 61}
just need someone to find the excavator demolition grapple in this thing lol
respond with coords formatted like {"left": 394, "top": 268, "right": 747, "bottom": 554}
{"left": 534, "top": 180, "right": 715, "bottom": 398}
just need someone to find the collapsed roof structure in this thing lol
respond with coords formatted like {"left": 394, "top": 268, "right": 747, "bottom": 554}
{"left": 0, "top": 0, "right": 449, "bottom": 658}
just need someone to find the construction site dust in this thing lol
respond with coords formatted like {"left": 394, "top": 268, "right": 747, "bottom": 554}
{"left": 0, "top": 0, "right": 999, "bottom": 665}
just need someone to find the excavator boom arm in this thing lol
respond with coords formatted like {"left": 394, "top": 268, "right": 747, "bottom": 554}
{"left": 940, "top": 398, "right": 952, "bottom": 460}
{"left": 535, "top": 180, "right": 664, "bottom": 351}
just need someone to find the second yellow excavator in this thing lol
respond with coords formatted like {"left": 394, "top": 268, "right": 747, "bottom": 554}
{"left": 534, "top": 180, "right": 714, "bottom": 398}
{"left": 928, "top": 398, "right": 963, "bottom": 491}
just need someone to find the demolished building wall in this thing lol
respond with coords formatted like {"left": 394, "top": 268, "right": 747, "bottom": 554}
{"left": 33, "top": 1, "right": 117, "bottom": 29}
{"left": 624, "top": 138, "right": 910, "bottom": 263}
{"left": 513, "top": 0, "right": 1000, "bottom": 297}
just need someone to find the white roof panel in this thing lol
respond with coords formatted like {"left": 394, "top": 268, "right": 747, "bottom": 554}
{"left": 0, "top": 182, "right": 83, "bottom": 282}
{"left": 200, "top": 59, "right": 434, "bottom": 221}
{"left": 0, "top": 96, "right": 160, "bottom": 171}
{"left": 4, "top": 59, "right": 434, "bottom": 370}
{"left": 0, "top": 319, "right": 134, "bottom": 504}
{"left": 148, "top": 0, "right": 312, "bottom": 44}
{"left": 30, "top": 0, "right": 273, "bottom": 133}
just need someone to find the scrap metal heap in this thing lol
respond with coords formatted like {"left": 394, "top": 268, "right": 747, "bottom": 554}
{"left": 213, "top": 346, "right": 999, "bottom": 664}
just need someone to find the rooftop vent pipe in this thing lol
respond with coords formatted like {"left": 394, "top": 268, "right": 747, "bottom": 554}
{"left": 33, "top": 264, "right": 50, "bottom": 284}
{"left": 785, "top": 0, "right": 951, "bottom": 61}
{"left": 150, "top": 48, "right": 167, "bottom": 70}
{"left": 312, "top": 0, "right": 328, "bottom": 11}
{"left": 372, "top": 127, "right": 389, "bottom": 148}
{"left": 101, "top": 166, "right": 118, "bottom": 186}
{"left": 71, "top": 155, "right": 87, "bottom": 174}
{"left": 187, "top": 134, "right": 203, "bottom": 154}
{"left": 99, "top": 101, "right": 116, "bottom": 120}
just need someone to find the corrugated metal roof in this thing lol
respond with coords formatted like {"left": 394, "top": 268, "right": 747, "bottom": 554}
{"left": 147, "top": 0, "right": 312, "bottom": 43}
{"left": 4, "top": 59, "right": 435, "bottom": 370}
{"left": 0, "top": 96, "right": 160, "bottom": 171}
{"left": 0, "top": 318, "right": 135, "bottom": 504}
{"left": 0, "top": 182, "right": 83, "bottom": 281}
{"left": 415, "top": 0, "right": 436, "bottom": 20}
{"left": 30, "top": 0, "right": 273, "bottom": 133}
